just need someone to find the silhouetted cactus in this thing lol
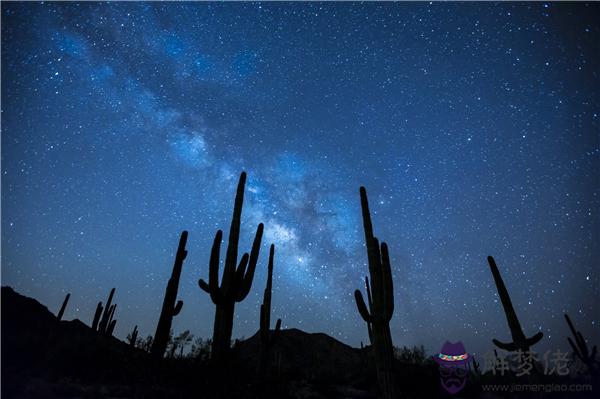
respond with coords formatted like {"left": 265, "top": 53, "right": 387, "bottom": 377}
{"left": 354, "top": 186, "right": 397, "bottom": 399}
{"left": 487, "top": 256, "right": 543, "bottom": 353}
{"left": 104, "top": 304, "right": 117, "bottom": 336}
{"left": 364, "top": 276, "right": 374, "bottom": 345}
{"left": 198, "top": 172, "right": 264, "bottom": 362}
{"left": 92, "top": 301, "right": 103, "bottom": 330}
{"left": 151, "top": 231, "right": 188, "bottom": 358}
{"left": 57, "top": 293, "right": 70, "bottom": 321}
{"left": 128, "top": 325, "right": 139, "bottom": 348}
{"left": 259, "top": 244, "right": 282, "bottom": 376}
{"left": 106, "top": 318, "right": 117, "bottom": 336}
{"left": 97, "top": 288, "right": 115, "bottom": 334}
{"left": 564, "top": 313, "right": 598, "bottom": 375}
{"left": 91, "top": 288, "right": 118, "bottom": 336}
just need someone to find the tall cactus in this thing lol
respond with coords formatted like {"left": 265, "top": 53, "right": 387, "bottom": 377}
{"left": 151, "top": 231, "right": 188, "bottom": 358}
{"left": 564, "top": 313, "right": 598, "bottom": 375}
{"left": 198, "top": 172, "right": 264, "bottom": 362}
{"left": 57, "top": 293, "right": 70, "bottom": 321}
{"left": 354, "top": 186, "right": 397, "bottom": 399}
{"left": 487, "top": 256, "right": 543, "bottom": 353}
{"left": 259, "top": 244, "right": 282, "bottom": 376}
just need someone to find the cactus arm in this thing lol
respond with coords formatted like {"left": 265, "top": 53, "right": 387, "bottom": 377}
{"left": 57, "top": 293, "right": 70, "bottom": 321}
{"left": 198, "top": 279, "right": 210, "bottom": 293}
{"left": 173, "top": 300, "right": 183, "bottom": 316}
{"left": 492, "top": 339, "right": 518, "bottom": 352}
{"left": 99, "top": 288, "right": 116, "bottom": 333}
{"left": 354, "top": 290, "right": 374, "bottom": 323}
{"left": 235, "top": 223, "right": 264, "bottom": 301}
{"left": 367, "top": 237, "right": 383, "bottom": 309}
{"left": 568, "top": 337, "right": 583, "bottom": 361}
{"left": 275, "top": 318, "right": 281, "bottom": 332}
{"left": 565, "top": 314, "right": 577, "bottom": 337}
{"left": 365, "top": 276, "right": 373, "bottom": 311}
{"left": 109, "top": 304, "right": 117, "bottom": 323}
{"left": 92, "top": 302, "right": 103, "bottom": 331}
{"left": 577, "top": 331, "right": 590, "bottom": 358}
{"left": 364, "top": 277, "right": 374, "bottom": 343}
{"left": 380, "top": 242, "right": 394, "bottom": 322}
{"left": 105, "top": 304, "right": 116, "bottom": 335}
{"left": 526, "top": 332, "right": 544, "bottom": 347}
{"left": 107, "top": 319, "right": 117, "bottom": 336}
{"left": 207, "top": 230, "right": 224, "bottom": 303}
{"left": 233, "top": 253, "right": 250, "bottom": 292}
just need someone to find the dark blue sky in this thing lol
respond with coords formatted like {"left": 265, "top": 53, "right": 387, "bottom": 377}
{"left": 2, "top": 2, "right": 598, "bottom": 358}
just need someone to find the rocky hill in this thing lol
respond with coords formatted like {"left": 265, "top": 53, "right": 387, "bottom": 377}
{"left": 2, "top": 286, "right": 389, "bottom": 398}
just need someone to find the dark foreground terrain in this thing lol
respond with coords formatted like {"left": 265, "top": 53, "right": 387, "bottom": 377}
{"left": 1, "top": 287, "right": 596, "bottom": 398}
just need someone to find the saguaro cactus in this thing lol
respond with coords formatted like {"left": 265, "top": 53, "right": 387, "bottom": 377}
{"left": 487, "top": 256, "right": 543, "bottom": 352}
{"left": 354, "top": 186, "right": 397, "bottom": 399}
{"left": 564, "top": 313, "right": 598, "bottom": 375}
{"left": 259, "top": 244, "right": 282, "bottom": 375}
{"left": 93, "top": 288, "right": 118, "bottom": 336}
{"left": 151, "top": 231, "right": 188, "bottom": 358}
{"left": 198, "top": 172, "right": 264, "bottom": 362}
{"left": 57, "top": 293, "right": 70, "bottom": 321}
{"left": 97, "top": 288, "right": 115, "bottom": 334}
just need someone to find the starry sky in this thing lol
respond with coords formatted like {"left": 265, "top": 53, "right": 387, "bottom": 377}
{"left": 2, "top": 2, "right": 598, "bottom": 358}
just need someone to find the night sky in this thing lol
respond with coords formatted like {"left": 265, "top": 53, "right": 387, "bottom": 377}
{"left": 2, "top": 2, "right": 598, "bottom": 358}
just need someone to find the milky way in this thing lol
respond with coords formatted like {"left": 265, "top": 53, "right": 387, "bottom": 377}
{"left": 2, "top": 2, "right": 598, "bottom": 357}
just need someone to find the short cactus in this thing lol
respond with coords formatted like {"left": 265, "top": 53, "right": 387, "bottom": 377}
{"left": 151, "top": 231, "right": 188, "bottom": 358}
{"left": 198, "top": 172, "right": 264, "bottom": 362}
